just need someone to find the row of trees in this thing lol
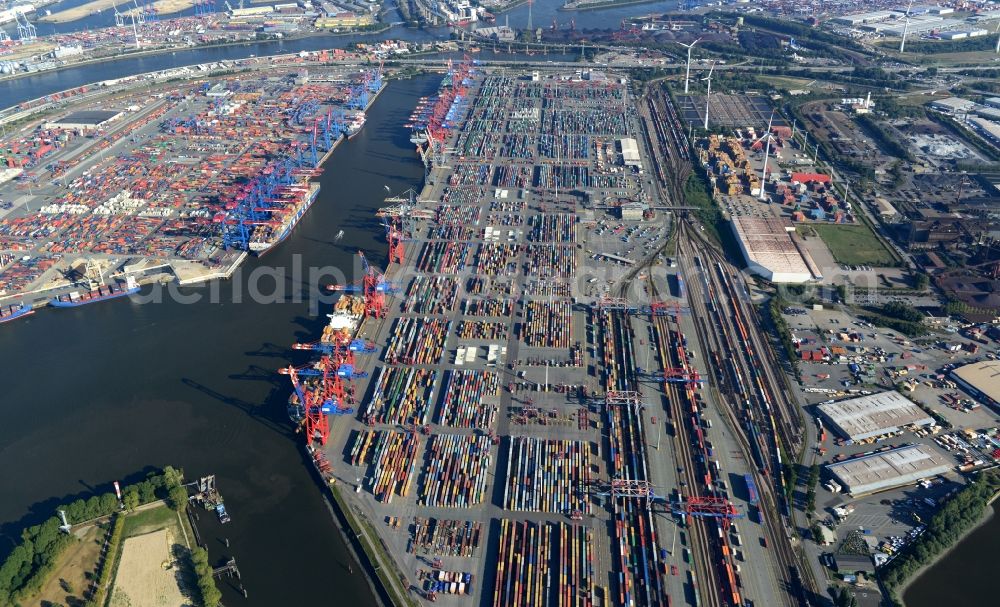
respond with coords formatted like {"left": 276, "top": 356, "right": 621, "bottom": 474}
{"left": 191, "top": 547, "right": 222, "bottom": 607}
{"left": 860, "top": 302, "right": 929, "bottom": 337}
{"left": 85, "top": 513, "right": 126, "bottom": 607}
{"left": 805, "top": 463, "right": 821, "bottom": 516}
{"left": 765, "top": 297, "right": 802, "bottom": 382}
{"left": 0, "top": 467, "right": 178, "bottom": 604}
{"left": 880, "top": 471, "right": 1000, "bottom": 604}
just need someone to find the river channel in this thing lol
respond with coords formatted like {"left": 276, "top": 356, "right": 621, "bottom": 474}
{"left": 0, "top": 72, "right": 437, "bottom": 605}
{"left": 902, "top": 501, "right": 999, "bottom": 607}
{"left": 3, "top": 1, "right": 995, "bottom": 603}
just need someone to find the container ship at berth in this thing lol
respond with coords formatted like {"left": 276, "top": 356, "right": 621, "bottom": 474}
{"left": 248, "top": 182, "right": 322, "bottom": 254}
{"left": 219, "top": 68, "right": 385, "bottom": 256}
{"left": 408, "top": 60, "right": 473, "bottom": 154}
{"left": 50, "top": 276, "right": 139, "bottom": 308}
{"left": 0, "top": 303, "right": 33, "bottom": 324}
{"left": 286, "top": 294, "right": 366, "bottom": 424}
{"left": 345, "top": 110, "right": 367, "bottom": 139}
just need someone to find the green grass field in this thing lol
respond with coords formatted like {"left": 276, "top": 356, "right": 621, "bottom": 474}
{"left": 120, "top": 503, "right": 192, "bottom": 546}
{"left": 811, "top": 223, "right": 896, "bottom": 266}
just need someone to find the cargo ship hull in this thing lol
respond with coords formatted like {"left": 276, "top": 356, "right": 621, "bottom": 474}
{"left": 50, "top": 283, "right": 139, "bottom": 307}
{"left": 0, "top": 304, "right": 34, "bottom": 324}
{"left": 250, "top": 183, "right": 321, "bottom": 255}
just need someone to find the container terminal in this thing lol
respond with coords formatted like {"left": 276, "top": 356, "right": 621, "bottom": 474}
{"left": 282, "top": 63, "right": 805, "bottom": 607}
{"left": 0, "top": 61, "right": 383, "bottom": 311}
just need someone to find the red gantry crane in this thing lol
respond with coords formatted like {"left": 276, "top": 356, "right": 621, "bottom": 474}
{"left": 326, "top": 251, "right": 399, "bottom": 320}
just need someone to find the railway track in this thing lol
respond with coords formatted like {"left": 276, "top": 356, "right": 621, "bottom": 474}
{"left": 648, "top": 275, "right": 749, "bottom": 607}
{"left": 634, "top": 80, "right": 812, "bottom": 606}
{"left": 652, "top": 312, "right": 721, "bottom": 606}
{"left": 639, "top": 85, "right": 691, "bottom": 205}
{"left": 676, "top": 220, "right": 813, "bottom": 607}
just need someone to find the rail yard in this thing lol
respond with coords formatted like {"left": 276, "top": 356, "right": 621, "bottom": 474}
{"left": 0, "top": 62, "right": 382, "bottom": 306}
{"left": 283, "top": 64, "right": 812, "bottom": 607}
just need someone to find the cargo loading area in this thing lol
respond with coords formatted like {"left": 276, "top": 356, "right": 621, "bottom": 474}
{"left": 290, "top": 66, "right": 778, "bottom": 607}
{"left": 0, "top": 65, "right": 378, "bottom": 302}
{"left": 326, "top": 70, "right": 637, "bottom": 607}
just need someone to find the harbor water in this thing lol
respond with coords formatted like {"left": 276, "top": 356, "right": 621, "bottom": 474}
{"left": 0, "top": 73, "right": 438, "bottom": 605}
{"left": 902, "top": 501, "right": 1000, "bottom": 607}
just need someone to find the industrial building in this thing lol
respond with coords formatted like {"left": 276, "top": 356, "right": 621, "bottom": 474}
{"left": 869, "top": 17, "right": 965, "bottom": 37}
{"left": 928, "top": 97, "right": 977, "bottom": 115}
{"left": 951, "top": 361, "right": 1000, "bottom": 409}
{"left": 619, "top": 201, "right": 645, "bottom": 220}
{"left": 45, "top": 110, "right": 123, "bottom": 132}
{"left": 729, "top": 216, "right": 819, "bottom": 283}
{"left": 818, "top": 391, "right": 934, "bottom": 442}
{"left": 618, "top": 138, "right": 641, "bottom": 169}
{"left": 831, "top": 11, "right": 899, "bottom": 26}
{"left": 875, "top": 197, "right": 899, "bottom": 222}
{"left": 825, "top": 444, "right": 953, "bottom": 495}
{"left": 315, "top": 12, "right": 374, "bottom": 28}
{"left": 967, "top": 116, "right": 1000, "bottom": 146}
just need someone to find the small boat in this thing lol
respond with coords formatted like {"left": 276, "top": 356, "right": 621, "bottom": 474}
{"left": 335, "top": 230, "right": 344, "bottom": 241}
{"left": 0, "top": 303, "right": 33, "bottom": 325}
{"left": 215, "top": 503, "right": 231, "bottom": 524}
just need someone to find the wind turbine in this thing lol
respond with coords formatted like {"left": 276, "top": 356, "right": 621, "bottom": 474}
{"left": 758, "top": 110, "right": 775, "bottom": 201}
{"left": 678, "top": 37, "right": 702, "bottom": 95}
{"left": 702, "top": 61, "right": 716, "bottom": 130}
{"left": 899, "top": 0, "right": 914, "bottom": 53}
{"left": 994, "top": 21, "right": 1000, "bottom": 54}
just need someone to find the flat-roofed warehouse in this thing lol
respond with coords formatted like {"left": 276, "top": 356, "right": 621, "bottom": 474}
{"left": 618, "top": 138, "right": 641, "bottom": 169}
{"left": 951, "top": 361, "right": 1000, "bottom": 409}
{"left": 729, "top": 216, "right": 820, "bottom": 283}
{"left": 826, "top": 444, "right": 952, "bottom": 495}
{"left": 45, "top": 110, "right": 123, "bottom": 131}
{"left": 831, "top": 11, "right": 898, "bottom": 26}
{"left": 818, "top": 391, "right": 934, "bottom": 442}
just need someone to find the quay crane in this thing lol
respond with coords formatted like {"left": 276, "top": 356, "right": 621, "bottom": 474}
{"left": 279, "top": 355, "right": 355, "bottom": 446}
{"left": 291, "top": 340, "right": 369, "bottom": 379}
{"left": 347, "top": 66, "right": 383, "bottom": 110}
{"left": 326, "top": 252, "right": 399, "bottom": 319}
{"left": 293, "top": 336, "right": 377, "bottom": 355}
{"left": 382, "top": 216, "right": 414, "bottom": 265}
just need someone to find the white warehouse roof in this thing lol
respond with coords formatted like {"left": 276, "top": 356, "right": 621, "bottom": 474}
{"left": 951, "top": 361, "right": 1000, "bottom": 406}
{"left": 729, "top": 216, "right": 818, "bottom": 284}
{"left": 618, "top": 138, "right": 641, "bottom": 167}
{"left": 826, "top": 444, "right": 952, "bottom": 495}
{"left": 818, "top": 391, "right": 934, "bottom": 442}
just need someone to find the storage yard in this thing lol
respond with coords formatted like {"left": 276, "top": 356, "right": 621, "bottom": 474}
{"left": 0, "top": 63, "right": 382, "bottom": 306}
{"left": 278, "top": 63, "right": 811, "bottom": 607}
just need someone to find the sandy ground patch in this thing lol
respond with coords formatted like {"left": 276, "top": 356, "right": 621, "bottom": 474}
{"left": 110, "top": 529, "right": 189, "bottom": 607}
{"left": 27, "top": 524, "right": 102, "bottom": 607}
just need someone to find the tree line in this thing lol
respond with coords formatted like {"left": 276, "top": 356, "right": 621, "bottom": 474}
{"left": 0, "top": 467, "right": 182, "bottom": 604}
{"left": 860, "top": 302, "right": 929, "bottom": 337}
{"left": 880, "top": 471, "right": 1000, "bottom": 605}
